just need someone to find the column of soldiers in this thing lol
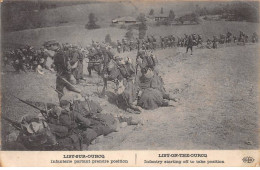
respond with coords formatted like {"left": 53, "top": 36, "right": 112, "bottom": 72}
{"left": 114, "top": 31, "right": 258, "bottom": 52}
{"left": 3, "top": 31, "right": 258, "bottom": 74}
{"left": 206, "top": 31, "right": 258, "bottom": 49}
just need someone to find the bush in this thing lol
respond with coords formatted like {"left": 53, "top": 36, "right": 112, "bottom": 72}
{"left": 125, "top": 27, "right": 134, "bottom": 40}
{"left": 86, "top": 13, "right": 100, "bottom": 30}
{"left": 120, "top": 24, "right": 127, "bottom": 29}
{"left": 85, "top": 24, "right": 100, "bottom": 29}
{"left": 137, "top": 13, "right": 148, "bottom": 39}
{"left": 105, "top": 34, "right": 112, "bottom": 44}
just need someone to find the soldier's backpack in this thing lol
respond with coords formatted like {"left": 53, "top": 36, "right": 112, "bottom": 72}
{"left": 72, "top": 100, "right": 103, "bottom": 117}
{"left": 118, "top": 63, "right": 135, "bottom": 78}
{"left": 145, "top": 55, "right": 156, "bottom": 69}
{"left": 77, "top": 51, "right": 84, "bottom": 61}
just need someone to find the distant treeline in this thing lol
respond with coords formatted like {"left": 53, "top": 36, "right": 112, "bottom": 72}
{"left": 195, "top": 2, "right": 259, "bottom": 22}
{"left": 2, "top": 0, "right": 101, "bottom": 32}
{"left": 2, "top": 0, "right": 99, "bottom": 11}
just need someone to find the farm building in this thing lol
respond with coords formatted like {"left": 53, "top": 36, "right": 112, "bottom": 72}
{"left": 154, "top": 14, "right": 168, "bottom": 21}
{"left": 112, "top": 16, "right": 137, "bottom": 24}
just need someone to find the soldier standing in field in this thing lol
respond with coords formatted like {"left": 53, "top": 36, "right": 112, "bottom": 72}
{"left": 117, "top": 40, "right": 121, "bottom": 53}
{"left": 212, "top": 36, "right": 218, "bottom": 49}
{"left": 186, "top": 35, "right": 193, "bottom": 55}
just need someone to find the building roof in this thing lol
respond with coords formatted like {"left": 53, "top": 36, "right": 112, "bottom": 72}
{"left": 112, "top": 16, "right": 137, "bottom": 22}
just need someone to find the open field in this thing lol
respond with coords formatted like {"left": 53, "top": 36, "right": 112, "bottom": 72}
{"left": 2, "top": 42, "right": 259, "bottom": 149}
{"left": 3, "top": 21, "right": 259, "bottom": 49}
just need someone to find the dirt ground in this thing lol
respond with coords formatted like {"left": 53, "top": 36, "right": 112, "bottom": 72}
{"left": 1, "top": 43, "right": 259, "bottom": 150}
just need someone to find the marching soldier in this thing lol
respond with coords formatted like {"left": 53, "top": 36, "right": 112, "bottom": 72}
{"left": 252, "top": 32, "right": 258, "bottom": 43}
{"left": 186, "top": 35, "right": 193, "bottom": 55}
{"left": 206, "top": 39, "right": 212, "bottom": 49}
{"left": 212, "top": 36, "right": 218, "bottom": 49}
{"left": 48, "top": 41, "right": 81, "bottom": 99}
{"left": 117, "top": 40, "right": 121, "bottom": 53}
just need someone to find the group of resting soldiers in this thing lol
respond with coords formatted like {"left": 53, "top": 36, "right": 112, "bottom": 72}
{"left": 3, "top": 46, "right": 49, "bottom": 73}
{"left": 4, "top": 39, "right": 179, "bottom": 151}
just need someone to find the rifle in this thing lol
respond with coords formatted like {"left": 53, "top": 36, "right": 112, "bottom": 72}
{"left": 135, "top": 52, "right": 140, "bottom": 75}
{"left": 56, "top": 74, "right": 81, "bottom": 94}
{"left": 50, "top": 86, "right": 64, "bottom": 96}
{"left": 11, "top": 94, "right": 48, "bottom": 120}
{"left": 2, "top": 116, "right": 22, "bottom": 130}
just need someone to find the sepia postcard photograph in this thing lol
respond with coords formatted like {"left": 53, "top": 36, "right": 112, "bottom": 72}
{"left": 0, "top": 0, "right": 259, "bottom": 167}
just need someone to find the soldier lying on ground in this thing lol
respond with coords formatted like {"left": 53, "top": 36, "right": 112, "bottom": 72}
{"left": 4, "top": 113, "right": 57, "bottom": 150}
{"left": 4, "top": 93, "right": 142, "bottom": 151}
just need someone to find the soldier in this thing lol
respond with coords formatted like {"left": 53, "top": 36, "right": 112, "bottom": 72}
{"left": 87, "top": 47, "right": 98, "bottom": 76}
{"left": 226, "top": 31, "right": 232, "bottom": 43}
{"left": 212, "top": 36, "right": 218, "bottom": 49}
{"left": 47, "top": 100, "right": 92, "bottom": 150}
{"left": 252, "top": 32, "right": 258, "bottom": 43}
{"left": 49, "top": 41, "right": 81, "bottom": 99}
{"left": 186, "top": 35, "right": 193, "bottom": 55}
{"left": 137, "top": 68, "right": 177, "bottom": 110}
{"left": 112, "top": 56, "right": 142, "bottom": 113}
{"left": 239, "top": 31, "right": 245, "bottom": 42}
{"left": 141, "top": 40, "right": 146, "bottom": 50}
{"left": 3, "top": 51, "right": 11, "bottom": 67}
{"left": 172, "top": 35, "right": 176, "bottom": 47}
{"left": 122, "top": 38, "right": 128, "bottom": 52}
{"left": 13, "top": 49, "right": 27, "bottom": 73}
{"left": 136, "top": 50, "right": 158, "bottom": 74}
{"left": 117, "top": 40, "right": 121, "bottom": 53}
{"left": 136, "top": 38, "right": 140, "bottom": 51}
{"left": 129, "top": 40, "right": 134, "bottom": 51}
{"left": 197, "top": 34, "right": 203, "bottom": 47}
{"left": 70, "top": 46, "right": 85, "bottom": 84}
{"left": 184, "top": 34, "right": 188, "bottom": 47}
{"left": 244, "top": 34, "right": 249, "bottom": 43}
{"left": 151, "top": 35, "right": 157, "bottom": 49}
{"left": 233, "top": 35, "right": 237, "bottom": 43}
{"left": 206, "top": 39, "right": 212, "bottom": 49}
{"left": 54, "top": 92, "right": 121, "bottom": 148}
{"left": 100, "top": 44, "right": 113, "bottom": 75}
{"left": 160, "top": 36, "right": 164, "bottom": 49}
{"left": 177, "top": 37, "right": 181, "bottom": 47}
{"left": 37, "top": 48, "right": 48, "bottom": 68}
{"left": 219, "top": 34, "right": 225, "bottom": 44}
{"left": 4, "top": 113, "right": 57, "bottom": 150}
